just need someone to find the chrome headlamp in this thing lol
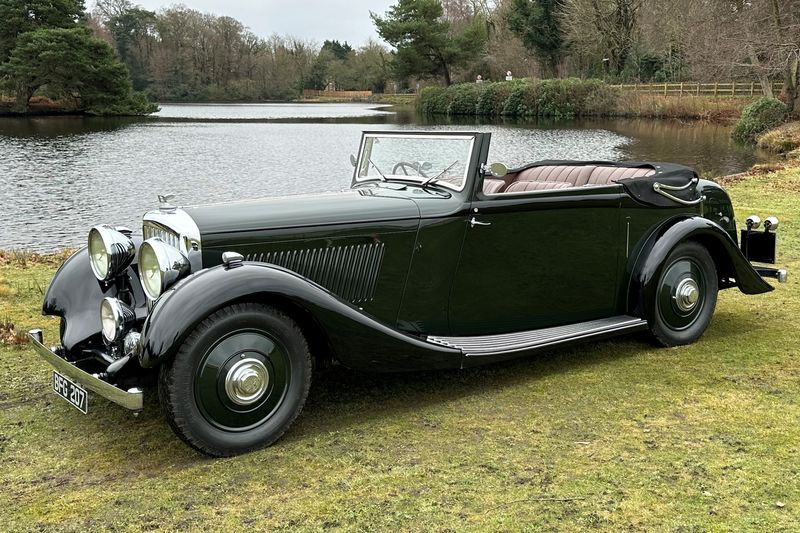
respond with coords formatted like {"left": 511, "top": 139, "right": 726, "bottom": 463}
{"left": 139, "top": 238, "right": 190, "bottom": 300}
{"left": 100, "top": 297, "right": 136, "bottom": 344}
{"left": 88, "top": 225, "right": 136, "bottom": 281}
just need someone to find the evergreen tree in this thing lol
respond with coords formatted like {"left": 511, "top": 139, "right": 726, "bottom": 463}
{"left": 1, "top": 27, "right": 156, "bottom": 114}
{"left": 0, "top": 0, "right": 85, "bottom": 62}
{"left": 372, "top": 0, "right": 487, "bottom": 86}
{"left": 506, "top": 0, "right": 567, "bottom": 78}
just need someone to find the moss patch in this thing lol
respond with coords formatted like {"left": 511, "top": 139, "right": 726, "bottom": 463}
{"left": 1, "top": 172, "right": 799, "bottom": 531}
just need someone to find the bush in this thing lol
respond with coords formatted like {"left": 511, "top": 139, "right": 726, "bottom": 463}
{"left": 537, "top": 79, "right": 575, "bottom": 118}
{"left": 476, "top": 81, "right": 518, "bottom": 116}
{"left": 733, "top": 97, "right": 789, "bottom": 143}
{"left": 417, "top": 86, "right": 448, "bottom": 115}
{"left": 502, "top": 81, "right": 538, "bottom": 116}
{"left": 417, "top": 78, "right": 619, "bottom": 119}
{"left": 446, "top": 83, "right": 483, "bottom": 115}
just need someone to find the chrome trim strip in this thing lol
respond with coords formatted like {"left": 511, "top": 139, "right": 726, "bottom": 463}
{"left": 28, "top": 332, "right": 143, "bottom": 411}
{"left": 427, "top": 316, "right": 648, "bottom": 357}
{"left": 626, "top": 218, "right": 631, "bottom": 258}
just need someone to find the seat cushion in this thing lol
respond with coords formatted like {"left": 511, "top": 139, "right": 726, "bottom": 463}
{"left": 483, "top": 178, "right": 507, "bottom": 194}
{"left": 514, "top": 165, "right": 596, "bottom": 186}
{"left": 505, "top": 180, "right": 573, "bottom": 193}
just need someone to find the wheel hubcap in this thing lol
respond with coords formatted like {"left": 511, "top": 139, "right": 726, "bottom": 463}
{"left": 225, "top": 358, "right": 269, "bottom": 406}
{"left": 674, "top": 278, "right": 700, "bottom": 312}
{"left": 657, "top": 258, "right": 706, "bottom": 331}
{"left": 195, "top": 330, "right": 290, "bottom": 431}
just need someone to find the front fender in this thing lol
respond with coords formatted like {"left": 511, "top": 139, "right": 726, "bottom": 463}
{"left": 43, "top": 242, "right": 147, "bottom": 353}
{"left": 137, "top": 263, "right": 462, "bottom": 372}
{"left": 629, "top": 216, "right": 773, "bottom": 317}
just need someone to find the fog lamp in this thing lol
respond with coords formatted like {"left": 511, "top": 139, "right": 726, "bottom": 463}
{"left": 100, "top": 298, "right": 136, "bottom": 344}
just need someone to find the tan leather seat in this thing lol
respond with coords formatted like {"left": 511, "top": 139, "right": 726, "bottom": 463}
{"left": 505, "top": 181, "right": 573, "bottom": 193}
{"left": 500, "top": 164, "right": 655, "bottom": 191}
{"left": 483, "top": 178, "right": 507, "bottom": 194}
{"left": 515, "top": 166, "right": 595, "bottom": 186}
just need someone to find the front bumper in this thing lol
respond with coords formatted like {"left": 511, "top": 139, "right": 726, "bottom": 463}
{"left": 28, "top": 330, "right": 143, "bottom": 411}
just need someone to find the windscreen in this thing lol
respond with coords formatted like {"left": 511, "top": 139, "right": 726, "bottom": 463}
{"left": 356, "top": 134, "right": 475, "bottom": 191}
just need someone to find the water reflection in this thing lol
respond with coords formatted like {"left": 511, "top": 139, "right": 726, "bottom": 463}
{"left": 0, "top": 104, "right": 767, "bottom": 250}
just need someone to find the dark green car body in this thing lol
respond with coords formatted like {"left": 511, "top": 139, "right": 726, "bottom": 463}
{"left": 34, "top": 131, "right": 782, "bottom": 416}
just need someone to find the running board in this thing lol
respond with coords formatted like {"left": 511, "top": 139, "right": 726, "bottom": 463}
{"left": 427, "top": 316, "right": 648, "bottom": 358}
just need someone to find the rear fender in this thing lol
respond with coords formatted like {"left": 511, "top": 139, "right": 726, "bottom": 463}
{"left": 628, "top": 216, "right": 773, "bottom": 318}
{"left": 137, "top": 263, "right": 462, "bottom": 372}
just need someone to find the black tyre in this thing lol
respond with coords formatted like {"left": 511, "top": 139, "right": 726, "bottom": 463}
{"left": 158, "top": 303, "right": 312, "bottom": 457}
{"left": 649, "top": 241, "right": 718, "bottom": 347}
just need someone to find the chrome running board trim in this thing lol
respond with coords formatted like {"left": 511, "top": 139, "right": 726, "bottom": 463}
{"left": 427, "top": 316, "right": 648, "bottom": 357}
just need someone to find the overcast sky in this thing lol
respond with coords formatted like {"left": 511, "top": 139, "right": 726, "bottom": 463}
{"left": 133, "top": 0, "right": 397, "bottom": 46}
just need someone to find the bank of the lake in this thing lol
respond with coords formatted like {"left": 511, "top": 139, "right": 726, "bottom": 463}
{"left": 758, "top": 121, "right": 800, "bottom": 157}
{"left": 417, "top": 80, "right": 754, "bottom": 122}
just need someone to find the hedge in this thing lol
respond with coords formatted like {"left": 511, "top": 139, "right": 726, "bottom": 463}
{"left": 417, "top": 79, "right": 621, "bottom": 119}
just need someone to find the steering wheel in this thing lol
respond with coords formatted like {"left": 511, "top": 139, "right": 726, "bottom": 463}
{"left": 392, "top": 162, "right": 429, "bottom": 178}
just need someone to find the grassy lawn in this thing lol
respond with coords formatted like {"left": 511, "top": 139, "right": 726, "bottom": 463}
{"left": 1, "top": 169, "right": 798, "bottom": 532}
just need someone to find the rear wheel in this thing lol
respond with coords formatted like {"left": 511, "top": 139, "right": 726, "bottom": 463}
{"left": 158, "top": 303, "right": 312, "bottom": 457}
{"left": 649, "top": 241, "right": 718, "bottom": 347}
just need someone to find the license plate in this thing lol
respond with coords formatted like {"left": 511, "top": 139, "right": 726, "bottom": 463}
{"left": 52, "top": 371, "right": 88, "bottom": 414}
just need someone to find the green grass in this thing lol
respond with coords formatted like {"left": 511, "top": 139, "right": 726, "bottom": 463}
{"left": 2, "top": 170, "right": 799, "bottom": 531}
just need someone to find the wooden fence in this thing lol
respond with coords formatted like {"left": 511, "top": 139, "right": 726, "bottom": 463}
{"left": 302, "top": 89, "right": 373, "bottom": 99}
{"left": 613, "top": 81, "right": 785, "bottom": 97}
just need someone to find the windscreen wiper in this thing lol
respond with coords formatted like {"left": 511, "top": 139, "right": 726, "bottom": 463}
{"left": 421, "top": 160, "right": 459, "bottom": 187}
{"left": 369, "top": 158, "right": 388, "bottom": 182}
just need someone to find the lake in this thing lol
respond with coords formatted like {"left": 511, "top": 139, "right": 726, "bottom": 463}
{"left": 0, "top": 103, "right": 767, "bottom": 251}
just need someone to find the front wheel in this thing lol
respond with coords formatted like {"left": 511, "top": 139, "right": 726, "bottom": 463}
{"left": 158, "top": 303, "right": 312, "bottom": 457}
{"left": 648, "top": 241, "right": 718, "bottom": 347}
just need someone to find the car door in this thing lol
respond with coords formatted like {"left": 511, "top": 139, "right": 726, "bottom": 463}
{"left": 448, "top": 184, "right": 624, "bottom": 336}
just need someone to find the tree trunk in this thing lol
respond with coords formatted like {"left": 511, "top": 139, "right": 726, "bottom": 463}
{"left": 442, "top": 64, "right": 452, "bottom": 86}
{"left": 746, "top": 43, "right": 774, "bottom": 98}
{"left": 12, "top": 84, "right": 31, "bottom": 114}
{"left": 784, "top": 54, "right": 799, "bottom": 114}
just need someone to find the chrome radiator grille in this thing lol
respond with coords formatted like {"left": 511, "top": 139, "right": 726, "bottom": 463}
{"left": 246, "top": 243, "right": 385, "bottom": 303}
{"left": 143, "top": 223, "right": 181, "bottom": 250}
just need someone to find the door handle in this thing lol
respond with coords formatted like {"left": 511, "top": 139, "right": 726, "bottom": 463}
{"left": 470, "top": 217, "right": 492, "bottom": 228}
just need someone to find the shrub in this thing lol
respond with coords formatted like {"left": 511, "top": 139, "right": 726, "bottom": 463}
{"left": 476, "top": 81, "right": 518, "bottom": 116}
{"left": 573, "top": 78, "right": 620, "bottom": 116}
{"left": 502, "top": 81, "right": 538, "bottom": 116}
{"left": 733, "top": 97, "right": 789, "bottom": 143}
{"left": 418, "top": 86, "right": 448, "bottom": 115}
{"left": 537, "top": 79, "right": 575, "bottom": 118}
{"left": 417, "top": 78, "right": 620, "bottom": 119}
{"left": 446, "top": 83, "right": 483, "bottom": 115}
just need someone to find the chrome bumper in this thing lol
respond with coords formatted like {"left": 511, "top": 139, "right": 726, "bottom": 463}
{"left": 28, "top": 330, "right": 143, "bottom": 411}
{"left": 754, "top": 266, "right": 789, "bottom": 283}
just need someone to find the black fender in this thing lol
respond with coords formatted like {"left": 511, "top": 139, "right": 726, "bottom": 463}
{"left": 137, "top": 262, "right": 462, "bottom": 372}
{"left": 43, "top": 242, "right": 148, "bottom": 353}
{"left": 628, "top": 216, "right": 773, "bottom": 319}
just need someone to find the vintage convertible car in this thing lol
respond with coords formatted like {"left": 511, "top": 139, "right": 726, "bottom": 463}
{"left": 29, "top": 131, "right": 787, "bottom": 456}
